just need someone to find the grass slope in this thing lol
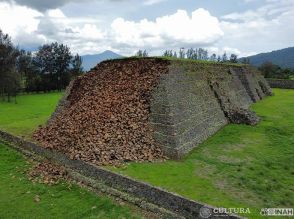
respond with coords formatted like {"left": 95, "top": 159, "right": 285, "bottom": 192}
{"left": 111, "top": 89, "right": 294, "bottom": 218}
{"left": 0, "top": 92, "right": 63, "bottom": 138}
{"left": 0, "top": 143, "right": 140, "bottom": 219}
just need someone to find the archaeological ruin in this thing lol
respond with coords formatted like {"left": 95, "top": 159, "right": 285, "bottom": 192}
{"left": 33, "top": 58, "right": 272, "bottom": 165}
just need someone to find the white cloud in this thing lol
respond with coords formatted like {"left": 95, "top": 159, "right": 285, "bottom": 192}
{"left": 0, "top": 1, "right": 110, "bottom": 52}
{"left": 206, "top": 46, "right": 241, "bottom": 56}
{"left": 219, "top": 0, "right": 294, "bottom": 56}
{"left": 35, "top": 11, "right": 108, "bottom": 52}
{"left": 0, "top": 2, "right": 47, "bottom": 47}
{"left": 1, "top": 0, "right": 293, "bottom": 57}
{"left": 0, "top": 3, "right": 224, "bottom": 55}
{"left": 0, "top": 2, "right": 41, "bottom": 37}
{"left": 0, "top": 0, "right": 120, "bottom": 11}
{"left": 47, "top": 9, "right": 66, "bottom": 18}
{"left": 111, "top": 8, "right": 223, "bottom": 50}
{"left": 143, "top": 0, "right": 166, "bottom": 6}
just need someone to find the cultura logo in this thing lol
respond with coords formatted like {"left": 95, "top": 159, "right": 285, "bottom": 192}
{"left": 199, "top": 206, "right": 213, "bottom": 218}
{"left": 199, "top": 206, "right": 251, "bottom": 218}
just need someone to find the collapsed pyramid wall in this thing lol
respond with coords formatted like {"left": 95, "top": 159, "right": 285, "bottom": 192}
{"left": 34, "top": 58, "right": 272, "bottom": 165}
{"left": 34, "top": 58, "right": 170, "bottom": 165}
{"left": 150, "top": 61, "right": 272, "bottom": 159}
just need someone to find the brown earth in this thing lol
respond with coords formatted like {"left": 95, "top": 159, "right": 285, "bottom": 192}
{"left": 33, "top": 58, "right": 169, "bottom": 166}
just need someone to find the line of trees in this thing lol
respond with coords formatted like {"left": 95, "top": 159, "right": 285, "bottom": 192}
{"left": 0, "top": 30, "right": 20, "bottom": 102}
{"left": 136, "top": 48, "right": 241, "bottom": 63}
{"left": 162, "top": 48, "right": 239, "bottom": 63}
{"left": 136, "top": 50, "right": 148, "bottom": 57}
{"left": 259, "top": 61, "right": 294, "bottom": 79}
{"left": 0, "top": 29, "right": 83, "bottom": 102}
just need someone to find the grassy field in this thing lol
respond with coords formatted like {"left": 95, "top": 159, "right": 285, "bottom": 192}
{"left": 0, "top": 92, "right": 63, "bottom": 138}
{"left": 0, "top": 143, "right": 140, "bottom": 219}
{"left": 0, "top": 89, "right": 293, "bottom": 218}
{"left": 111, "top": 89, "right": 294, "bottom": 218}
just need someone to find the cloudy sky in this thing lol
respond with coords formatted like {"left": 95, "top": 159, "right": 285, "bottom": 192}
{"left": 0, "top": 0, "right": 293, "bottom": 57}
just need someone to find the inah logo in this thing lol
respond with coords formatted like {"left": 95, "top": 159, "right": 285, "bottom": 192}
{"left": 260, "top": 208, "right": 293, "bottom": 216}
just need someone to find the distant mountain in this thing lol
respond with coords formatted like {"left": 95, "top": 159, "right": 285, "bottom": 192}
{"left": 243, "top": 47, "right": 294, "bottom": 68}
{"left": 82, "top": 50, "right": 123, "bottom": 71}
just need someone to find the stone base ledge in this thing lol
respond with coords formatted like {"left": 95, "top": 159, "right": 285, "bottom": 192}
{"left": 0, "top": 130, "right": 242, "bottom": 219}
{"left": 267, "top": 79, "right": 294, "bottom": 89}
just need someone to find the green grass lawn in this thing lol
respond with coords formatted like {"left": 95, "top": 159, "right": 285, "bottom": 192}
{"left": 110, "top": 89, "right": 294, "bottom": 218}
{"left": 0, "top": 143, "right": 140, "bottom": 219}
{"left": 0, "top": 92, "right": 63, "bottom": 138}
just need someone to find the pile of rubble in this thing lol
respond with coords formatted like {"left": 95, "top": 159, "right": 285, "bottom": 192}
{"left": 226, "top": 108, "right": 260, "bottom": 125}
{"left": 34, "top": 58, "right": 169, "bottom": 166}
{"left": 28, "top": 161, "right": 68, "bottom": 185}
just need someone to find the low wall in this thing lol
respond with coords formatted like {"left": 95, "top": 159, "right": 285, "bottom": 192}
{"left": 0, "top": 130, "right": 241, "bottom": 219}
{"left": 267, "top": 79, "right": 294, "bottom": 89}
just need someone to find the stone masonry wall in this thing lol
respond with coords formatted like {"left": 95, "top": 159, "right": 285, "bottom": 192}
{"left": 234, "top": 66, "right": 272, "bottom": 102}
{"left": 150, "top": 62, "right": 272, "bottom": 159}
{"left": 267, "top": 79, "right": 294, "bottom": 89}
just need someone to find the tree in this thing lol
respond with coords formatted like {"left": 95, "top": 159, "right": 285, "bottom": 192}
{"left": 143, "top": 50, "right": 148, "bottom": 57}
{"left": 279, "top": 68, "right": 292, "bottom": 79}
{"left": 136, "top": 50, "right": 143, "bottom": 57}
{"left": 229, "top": 54, "right": 238, "bottom": 63}
{"left": 0, "top": 29, "right": 21, "bottom": 102}
{"left": 179, "top": 48, "right": 185, "bottom": 59}
{"left": 186, "top": 48, "right": 194, "bottom": 59}
{"left": 33, "top": 42, "right": 72, "bottom": 91}
{"left": 193, "top": 48, "right": 197, "bottom": 60}
{"left": 16, "top": 50, "right": 32, "bottom": 78}
{"left": 195, "top": 48, "right": 209, "bottom": 60}
{"left": 259, "top": 61, "right": 291, "bottom": 79}
{"left": 241, "top": 57, "right": 250, "bottom": 64}
{"left": 173, "top": 51, "right": 177, "bottom": 58}
{"left": 222, "top": 52, "right": 228, "bottom": 62}
{"left": 4, "top": 69, "right": 21, "bottom": 103}
{"left": 198, "top": 48, "right": 203, "bottom": 60}
{"left": 259, "top": 62, "right": 277, "bottom": 78}
{"left": 210, "top": 54, "right": 217, "bottom": 62}
{"left": 202, "top": 50, "right": 208, "bottom": 60}
{"left": 163, "top": 50, "right": 174, "bottom": 57}
{"left": 136, "top": 50, "right": 148, "bottom": 57}
{"left": 71, "top": 53, "right": 83, "bottom": 78}
{"left": 185, "top": 48, "right": 198, "bottom": 60}
{"left": 16, "top": 50, "right": 36, "bottom": 92}
{"left": 217, "top": 55, "right": 221, "bottom": 62}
